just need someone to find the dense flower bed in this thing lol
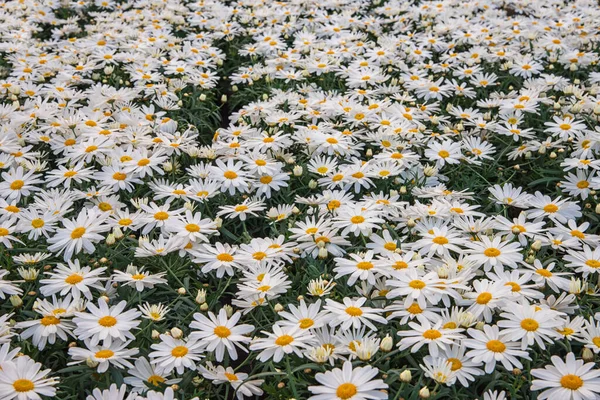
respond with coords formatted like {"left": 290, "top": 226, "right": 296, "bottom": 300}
{"left": 1, "top": 0, "right": 600, "bottom": 399}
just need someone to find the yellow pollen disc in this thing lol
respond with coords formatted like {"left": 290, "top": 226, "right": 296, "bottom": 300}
{"left": 65, "top": 274, "right": 83, "bottom": 284}
{"left": 275, "top": 335, "right": 294, "bottom": 346}
{"left": 299, "top": 318, "right": 314, "bottom": 329}
{"left": 214, "top": 326, "right": 231, "bottom": 338}
{"left": 486, "top": 340, "right": 506, "bottom": 353}
{"left": 223, "top": 171, "right": 238, "bottom": 179}
{"left": 336, "top": 383, "right": 357, "bottom": 400}
{"left": 476, "top": 292, "right": 492, "bottom": 304}
{"left": 350, "top": 216, "right": 365, "bottom": 224}
{"left": 98, "top": 316, "right": 117, "bottom": 327}
{"left": 484, "top": 248, "right": 501, "bottom": 257}
{"left": 40, "top": 316, "right": 60, "bottom": 326}
{"left": 70, "top": 227, "right": 86, "bottom": 238}
{"left": 345, "top": 306, "right": 363, "bottom": 316}
{"left": 13, "top": 379, "right": 35, "bottom": 393}
{"left": 95, "top": 349, "right": 114, "bottom": 359}
{"left": 356, "top": 262, "right": 374, "bottom": 270}
{"left": 560, "top": 374, "right": 583, "bottom": 390}
{"left": 423, "top": 329, "right": 442, "bottom": 339}
{"left": 171, "top": 346, "right": 188, "bottom": 357}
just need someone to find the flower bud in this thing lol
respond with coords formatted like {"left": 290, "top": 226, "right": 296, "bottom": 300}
{"left": 583, "top": 347, "right": 594, "bottom": 362}
{"left": 170, "top": 327, "right": 183, "bottom": 339}
{"left": 221, "top": 95, "right": 227, "bottom": 103}
{"left": 380, "top": 335, "right": 393, "bottom": 352}
{"left": 152, "top": 330, "right": 161, "bottom": 339}
{"left": 177, "top": 287, "right": 186, "bottom": 295}
{"left": 196, "top": 289, "right": 207, "bottom": 304}
{"left": 531, "top": 240, "right": 542, "bottom": 251}
{"left": 200, "top": 302, "right": 209, "bottom": 311}
{"left": 419, "top": 387, "right": 430, "bottom": 398}
{"left": 199, "top": 94, "right": 206, "bottom": 101}
{"left": 223, "top": 304, "right": 233, "bottom": 317}
{"left": 274, "top": 303, "right": 284, "bottom": 312}
{"left": 308, "top": 179, "right": 317, "bottom": 189}
{"left": 293, "top": 165, "right": 303, "bottom": 176}
{"left": 400, "top": 369, "right": 412, "bottom": 382}
{"left": 318, "top": 247, "right": 328, "bottom": 259}
{"left": 86, "top": 357, "right": 99, "bottom": 368}
{"left": 9, "top": 295, "right": 22, "bottom": 308}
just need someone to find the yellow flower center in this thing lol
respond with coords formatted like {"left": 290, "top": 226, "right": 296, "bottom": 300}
{"left": 336, "top": 383, "right": 358, "bottom": 399}
{"left": 543, "top": 204, "right": 558, "bottom": 213}
{"left": 350, "top": 216, "right": 365, "bottom": 224}
{"left": 409, "top": 279, "right": 426, "bottom": 289}
{"left": 40, "top": 316, "right": 60, "bottom": 326}
{"left": 223, "top": 170, "right": 238, "bottom": 179}
{"left": 65, "top": 274, "right": 83, "bottom": 284}
{"left": 520, "top": 318, "right": 539, "bottom": 331}
{"left": 299, "top": 318, "right": 314, "bottom": 329}
{"left": 447, "top": 357, "right": 462, "bottom": 371}
{"left": 98, "top": 316, "right": 117, "bottom": 327}
{"left": 185, "top": 224, "right": 200, "bottom": 232}
{"left": 423, "top": 329, "right": 442, "bottom": 340}
{"left": 484, "top": 248, "right": 501, "bottom": 257}
{"left": 275, "top": 335, "right": 294, "bottom": 346}
{"left": 95, "top": 349, "right": 114, "bottom": 359}
{"left": 13, "top": 379, "right": 34, "bottom": 393}
{"left": 356, "top": 262, "right": 373, "bottom": 270}
{"left": 560, "top": 374, "right": 583, "bottom": 390}
{"left": 171, "top": 346, "right": 188, "bottom": 357}
{"left": 31, "top": 218, "right": 45, "bottom": 228}
{"left": 147, "top": 375, "right": 165, "bottom": 386}
{"left": 438, "top": 150, "right": 450, "bottom": 158}
{"left": 476, "top": 292, "right": 493, "bottom": 304}
{"left": 70, "top": 227, "right": 86, "bottom": 239}
{"left": 432, "top": 236, "right": 448, "bottom": 245}
{"left": 214, "top": 326, "right": 231, "bottom": 338}
{"left": 10, "top": 180, "right": 24, "bottom": 190}
{"left": 154, "top": 211, "right": 169, "bottom": 220}
{"left": 217, "top": 253, "right": 234, "bottom": 262}
{"left": 345, "top": 306, "right": 363, "bottom": 316}
{"left": 486, "top": 340, "right": 506, "bottom": 353}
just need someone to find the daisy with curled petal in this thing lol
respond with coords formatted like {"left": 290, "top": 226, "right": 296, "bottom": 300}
{"left": 39, "top": 259, "right": 106, "bottom": 301}
{"left": 386, "top": 269, "right": 446, "bottom": 309}
{"left": 464, "top": 325, "right": 530, "bottom": 374}
{"left": 277, "top": 299, "right": 328, "bottom": 331}
{"left": 531, "top": 352, "right": 600, "bottom": 400}
{"left": 190, "top": 242, "right": 241, "bottom": 278}
{"left": 149, "top": 334, "right": 204, "bottom": 375}
{"left": 436, "top": 344, "right": 484, "bottom": 387}
{"left": 324, "top": 297, "right": 387, "bottom": 331}
{"left": 124, "top": 357, "right": 181, "bottom": 394}
{"left": 68, "top": 339, "right": 138, "bottom": 373}
{"left": 397, "top": 318, "right": 464, "bottom": 357}
{"left": 488, "top": 183, "right": 531, "bottom": 208}
{"left": 47, "top": 208, "right": 110, "bottom": 261}
{"left": 564, "top": 246, "right": 600, "bottom": 276}
{"left": 165, "top": 210, "right": 217, "bottom": 243}
{"left": 420, "top": 356, "right": 457, "bottom": 386}
{"left": 577, "top": 318, "right": 600, "bottom": 354}
{"left": 333, "top": 250, "right": 389, "bottom": 286}
{"left": 112, "top": 265, "right": 167, "bottom": 292}
{"left": 73, "top": 299, "right": 141, "bottom": 346}
{"left": 308, "top": 360, "right": 388, "bottom": 400}
{"left": 522, "top": 259, "right": 572, "bottom": 293}
{"left": 249, "top": 325, "right": 314, "bottom": 363}
{"left": 465, "top": 279, "right": 511, "bottom": 323}
{"left": 199, "top": 362, "right": 264, "bottom": 400}
{"left": 189, "top": 309, "right": 254, "bottom": 362}
{"left": 85, "top": 384, "right": 137, "bottom": 400}
{"left": 0, "top": 355, "right": 58, "bottom": 400}
{"left": 217, "top": 199, "right": 265, "bottom": 221}
{"left": 0, "top": 166, "right": 43, "bottom": 202}
{"left": 0, "top": 270, "right": 22, "bottom": 300}
{"left": 333, "top": 205, "right": 385, "bottom": 237}
{"left": 497, "top": 302, "right": 563, "bottom": 350}
{"left": 138, "top": 303, "right": 170, "bottom": 322}
{"left": 411, "top": 226, "right": 467, "bottom": 257}
{"left": 464, "top": 235, "right": 524, "bottom": 271}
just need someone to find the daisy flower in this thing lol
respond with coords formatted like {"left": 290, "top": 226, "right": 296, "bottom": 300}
{"left": 307, "top": 360, "right": 387, "bottom": 400}
{"left": 249, "top": 325, "right": 313, "bottom": 363}
{"left": 0, "top": 356, "right": 58, "bottom": 400}
{"left": 464, "top": 325, "right": 530, "bottom": 374}
{"left": 324, "top": 297, "right": 387, "bottom": 331}
{"left": 189, "top": 309, "right": 254, "bottom": 362}
{"left": 531, "top": 352, "right": 600, "bottom": 400}
{"left": 73, "top": 299, "right": 141, "bottom": 346}
{"left": 149, "top": 334, "right": 204, "bottom": 374}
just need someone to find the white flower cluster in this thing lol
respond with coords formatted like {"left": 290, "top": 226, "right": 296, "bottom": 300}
{"left": 0, "top": 0, "right": 600, "bottom": 399}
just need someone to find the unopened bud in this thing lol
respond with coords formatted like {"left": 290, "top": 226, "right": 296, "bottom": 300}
{"left": 531, "top": 240, "right": 542, "bottom": 251}
{"left": 196, "top": 289, "right": 207, "bottom": 304}
{"left": 177, "top": 287, "right": 186, "bottom": 295}
{"left": 170, "top": 327, "right": 183, "bottom": 339}
{"left": 152, "top": 330, "right": 161, "bottom": 339}
{"left": 200, "top": 302, "right": 209, "bottom": 311}
{"left": 400, "top": 369, "right": 412, "bottom": 382}
{"left": 223, "top": 304, "right": 233, "bottom": 317}
{"left": 380, "top": 335, "right": 393, "bottom": 352}
{"left": 419, "top": 387, "right": 430, "bottom": 399}
{"left": 583, "top": 347, "right": 594, "bottom": 362}
{"left": 274, "top": 303, "right": 284, "bottom": 312}
{"left": 293, "top": 165, "right": 303, "bottom": 176}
